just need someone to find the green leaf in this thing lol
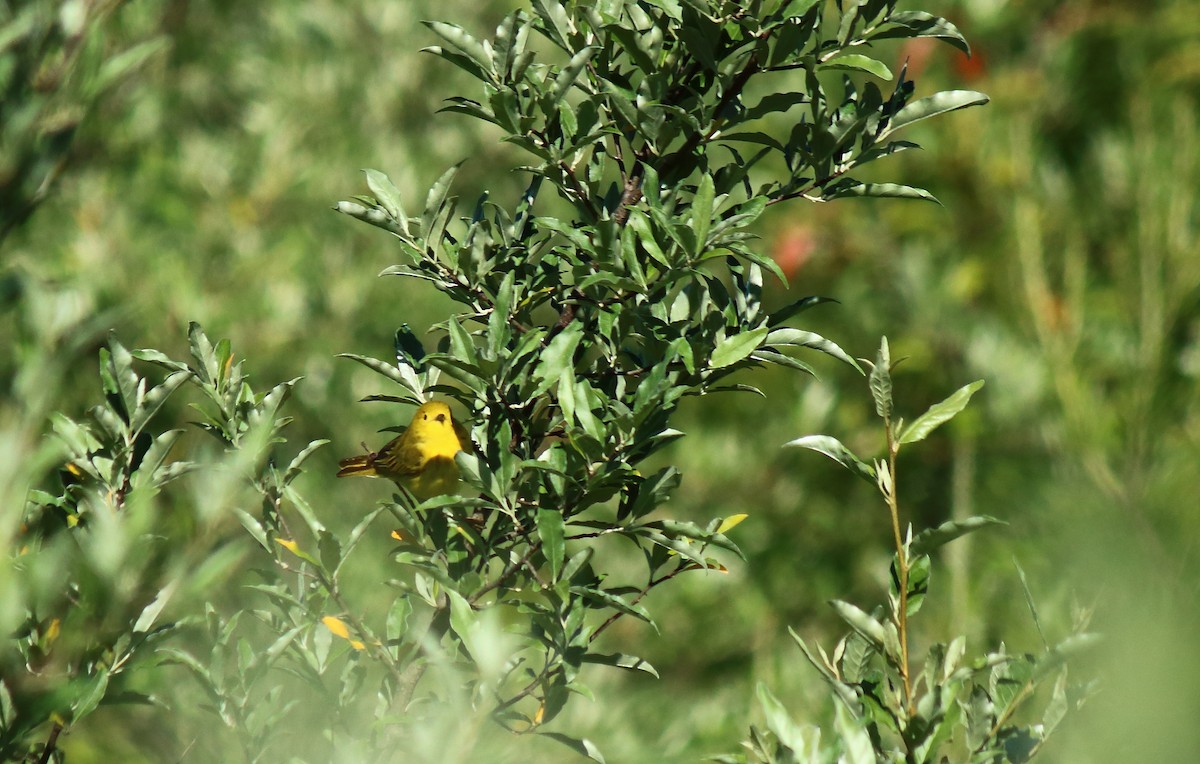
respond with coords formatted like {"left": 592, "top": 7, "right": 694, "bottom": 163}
{"left": 765, "top": 327, "right": 862, "bottom": 372}
{"left": 422, "top": 163, "right": 462, "bottom": 233}
{"left": 767, "top": 295, "right": 838, "bottom": 326}
{"left": 188, "top": 322, "right": 219, "bottom": 385}
{"left": 710, "top": 326, "right": 769, "bottom": 369}
{"left": 538, "top": 733, "right": 607, "bottom": 763}
{"left": 581, "top": 652, "right": 659, "bottom": 677}
{"left": 364, "top": 169, "right": 408, "bottom": 234}
{"left": 911, "top": 515, "right": 1006, "bottom": 556}
{"left": 94, "top": 37, "right": 169, "bottom": 93}
{"left": 533, "top": 321, "right": 583, "bottom": 394}
{"left": 830, "top": 600, "right": 888, "bottom": 652}
{"left": 72, "top": 668, "right": 110, "bottom": 721}
{"left": 882, "top": 89, "right": 989, "bottom": 137}
{"left": 691, "top": 175, "right": 715, "bottom": 256}
{"left": 756, "top": 682, "right": 809, "bottom": 753}
{"left": 743, "top": 92, "right": 810, "bottom": 122}
{"left": 537, "top": 507, "right": 566, "bottom": 580}
{"left": 790, "top": 628, "right": 862, "bottom": 709}
{"left": 834, "top": 703, "right": 874, "bottom": 764}
{"left": 573, "top": 586, "right": 654, "bottom": 625}
{"left": 1014, "top": 558, "right": 1049, "bottom": 650}
{"left": 424, "top": 21, "right": 494, "bottom": 76}
{"left": 825, "top": 181, "right": 941, "bottom": 204}
{"left": 532, "top": 0, "right": 574, "bottom": 51}
{"left": 870, "top": 11, "right": 971, "bottom": 55}
{"left": 551, "top": 46, "right": 596, "bottom": 106}
{"left": 869, "top": 337, "right": 893, "bottom": 420}
{"left": 783, "top": 435, "right": 876, "bottom": 483}
{"left": 131, "top": 370, "right": 191, "bottom": 434}
{"left": 285, "top": 439, "right": 329, "bottom": 484}
{"left": 899, "top": 380, "right": 984, "bottom": 444}
{"left": 336, "top": 353, "right": 422, "bottom": 397}
{"left": 447, "top": 589, "right": 483, "bottom": 664}
{"left": 901, "top": 553, "right": 930, "bottom": 616}
{"left": 819, "top": 54, "right": 893, "bottom": 80}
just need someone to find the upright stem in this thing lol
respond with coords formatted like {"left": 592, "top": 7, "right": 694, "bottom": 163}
{"left": 884, "top": 422, "right": 913, "bottom": 713}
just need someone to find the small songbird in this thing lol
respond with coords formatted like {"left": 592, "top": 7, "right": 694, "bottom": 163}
{"left": 336, "top": 401, "right": 469, "bottom": 500}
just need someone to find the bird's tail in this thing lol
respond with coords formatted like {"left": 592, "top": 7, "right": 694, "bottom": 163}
{"left": 336, "top": 454, "right": 378, "bottom": 478}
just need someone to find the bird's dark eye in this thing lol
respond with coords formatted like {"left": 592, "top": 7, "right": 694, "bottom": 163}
{"left": 436, "top": 413, "right": 446, "bottom": 423}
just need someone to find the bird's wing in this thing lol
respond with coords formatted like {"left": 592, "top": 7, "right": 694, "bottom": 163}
{"left": 386, "top": 438, "right": 428, "bottom": 479}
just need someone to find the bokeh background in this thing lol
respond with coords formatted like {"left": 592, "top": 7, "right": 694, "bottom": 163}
{"left": 4, "top": 0, "right": 1199, "bottom": 761}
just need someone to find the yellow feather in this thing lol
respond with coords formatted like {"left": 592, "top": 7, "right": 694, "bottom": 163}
{"left": 336, "top": 401, "right": 468, "bottom": 500}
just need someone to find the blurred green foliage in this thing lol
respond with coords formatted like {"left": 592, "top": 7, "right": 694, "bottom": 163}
{"left": 3, "top": 0, "right": 1199, "bottom": 761}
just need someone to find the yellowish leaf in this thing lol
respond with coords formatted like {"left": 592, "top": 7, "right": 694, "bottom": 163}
{"left": 322, "top": 616, "right": 351, "bottom": 640}
{"left": 717, "top": 513, "right": 748, "bottom": 534}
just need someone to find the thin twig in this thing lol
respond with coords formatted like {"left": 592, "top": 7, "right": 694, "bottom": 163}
{"left": 36, "top": 722, "right": 63, "bottom": 764}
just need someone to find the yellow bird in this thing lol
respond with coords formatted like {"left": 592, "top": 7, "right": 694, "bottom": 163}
{"left": 336, "top": 401, "right": 469, "bottom": 500}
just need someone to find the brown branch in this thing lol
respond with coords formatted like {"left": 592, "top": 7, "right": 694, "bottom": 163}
{"left": 469, "top": 543, "right": 540, "bottom": 605}
{"left": 37, "top": 723, "right": 63, "bottom": 764}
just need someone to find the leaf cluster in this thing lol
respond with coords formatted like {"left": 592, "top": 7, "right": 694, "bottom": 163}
{"left": 2, "top": 324, "right": 302, "bottom": 761}
{"left": 725, "top": 339, "right": 1097, "bottom": 764}
{"left": 325, "top": 0, "right": 988, "bottom": 754}
{"left": 0, "top": 1, "right": 167, "bottom": 243}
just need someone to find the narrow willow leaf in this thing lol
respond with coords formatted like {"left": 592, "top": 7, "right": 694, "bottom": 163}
{"left": 1036, "top": 633, "right": 1101, "bottom": 679}
{"left": 551, "top": 46, "right": 596, "bottom": 105}
{"left": 538, "top": 733, "right": 607, "bottom": 763}
{"left": 131, "top": 370, "right": 190, "bottom": 433}
{"left": 834, "top": 703, "right": 875, "bottom": 764}
{"left": 783, "top": 435, "right": 876, "bottom": 483}
{"left": 882, "top": 89, "right": 989, "bottom": 136}
{"left": 765, "top": 327, "right": 862, "bottom": 372}
{"left": 789, "top": 627, "right": 862, "bottom": 709}
{"left": 129, "top": 429, "right": 184, "bottom": 487}
{"left": 572, "top": 586, "right": 653, "bottom": 624}
{"left": 903, "top": 553, "right": 930, "bottom": 616}
{"left": 870, "top": 11, "right": 971, "bottom": 55}
{"left": 335, "top": 200, "right": 406, "bottom": 236}
{"left": 869, "top": 337, "right": 893, "bottom": 420}
{"left": 710, "top": 326, "right": 769, "bottom": 369}
{"left": 819, "top": 54, "right": 893, "bottom": 80}
{"left": 825, "top": 181, "right": 941, "bottom": 204}
{"left": 581, "top": 652, "right": 659, "bottom": 677}
{"left": 691, "top": 174, "right": 715, "bottom": 255}
{"left": 337, "top": 354, "right": 422, "bottom": 396}
{"left": 767, "top": 295, "right": 838, "bottom": 326}
{"left": 424, "top": 21, "right": 494, "bottom": 74}
{"left": 830, "top": 600, "right": 888, "bottom": 651}
{"left": 94, "top": 37, "right": 169, "bottom": 93}
{"left": 756, "top": 682, "right": 809, "bottom": 753}
{"left": 1014, "top": 558, "right": 1049, "bottom": 650}
{"left": 537, "top": 507, "right": 566, "bottom": 580}
{"left": 911, "top": 515, "right": 1005, "bottom": 556}
{"left": 532, "top": 321, "right": 583, "bottom": 394}
{"left": 364, "top": 169, "right": 408, "bottom": 234}
{"left": 72, "top": 668, "right": 110, "bottom": 721}
{"left": 531, "top": 0, "right": 573, "bottom": 51}
{"left": 899, "top": 380, "right": 984, "bottom": 444}
{"left": 422, "top": 163, "right": 462, "bottom": 232}
{"left": 447, "top": 590, "right": 483, "bottom": 664}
